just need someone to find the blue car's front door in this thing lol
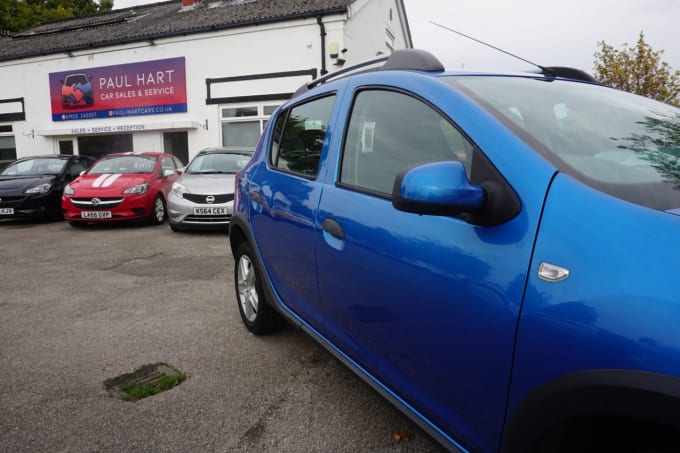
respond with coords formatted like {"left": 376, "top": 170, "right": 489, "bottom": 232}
{"left": 314, "top": 86, "right": 548, "bottom": 451}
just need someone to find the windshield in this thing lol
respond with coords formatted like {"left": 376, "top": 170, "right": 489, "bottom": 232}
{"left": 186, "top": 152, "right": 251, "bottom": 174}
{"left": 447, "top": 76, "right": 680, "bottom": 211}
{"left": 1, "top": 158, "right": 66, "bottom": 176}
{"left": 88, "top": 155, "right": 157, "bottom": 174}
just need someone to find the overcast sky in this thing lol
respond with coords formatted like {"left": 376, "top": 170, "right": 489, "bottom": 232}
{"left": 113, "top": 0, "right": 680, "bottom": 75}
{"left": 403, "top": 0, "right": 680, "bottom": 74}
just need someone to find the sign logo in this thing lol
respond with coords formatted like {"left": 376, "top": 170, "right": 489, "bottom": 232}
{"left": 91, "top": 198, "right": 101, "bottom": 207}
{"left": 206, "top": 195, "right": 215, "bottom": 204}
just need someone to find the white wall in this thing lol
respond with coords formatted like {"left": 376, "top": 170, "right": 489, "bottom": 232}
{"left": 0, "top": 1, "right": 411, "bottom": 162}
{"left": 343, "top": 0, "right": 411, "bottom": 62}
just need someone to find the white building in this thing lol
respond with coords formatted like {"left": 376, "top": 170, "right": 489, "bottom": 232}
{"left": 0, "top": 0, "right": 412, "bottom": 165}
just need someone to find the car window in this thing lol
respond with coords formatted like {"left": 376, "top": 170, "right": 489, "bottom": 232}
{"left": 89, "top": 156, "right": 157, "bottom": 174}
{"left": 270, "top": 95, "right": 336, "bottom": 178}
{"left": 162, "top": 156, "right": 177, "bottom": 173}
{"left": 65, "top": 74, "right": 88, "bottom": 85}
{"left": 186, "top": 153, "right": 251, "bottom": 174}
{"left": 68, "top": 158, "right": 89, "bottom": 178}
{"left": 1, "top": 158, "right": 67, "bottom": 176}
{"left": 339, "top": 89, "right": 474, "bottom": 195}
{"left": 448, "top": 76, "right": 680, "bottom": 211}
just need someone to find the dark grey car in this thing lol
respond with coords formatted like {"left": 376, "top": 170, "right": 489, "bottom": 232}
{"left": 0, "top": 155, "right": 94, "bottom": 220}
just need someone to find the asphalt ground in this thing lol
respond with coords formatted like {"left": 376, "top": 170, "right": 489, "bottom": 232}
{"left": 0, "top": 218, "right": 444, "bottom": 453}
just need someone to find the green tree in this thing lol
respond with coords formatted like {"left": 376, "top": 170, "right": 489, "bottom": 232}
{"left": 594, "top": 31, "right": 680, "bottom": 107}
{"left": 0, "top": 0, "right": 113, "bottom": 35}
{"left": 615, "top": 113, "right": 680, "bottom": 189}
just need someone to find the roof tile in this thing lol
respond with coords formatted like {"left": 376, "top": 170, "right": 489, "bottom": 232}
{"left": 0, "top": 0, "right": 354, "bottom": 62}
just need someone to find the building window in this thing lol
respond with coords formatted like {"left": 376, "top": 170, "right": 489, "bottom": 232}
{"left": 59, "top": 140, "right": 74, "bottom": 155}
{"left": 163, "top": 131, "right": 189, "bottom": 164}
{"left": 0, "top": 125, "right": 16, "bottom": 168}
{"left": 220, "top": 102, "right": 282, "bottom": 151}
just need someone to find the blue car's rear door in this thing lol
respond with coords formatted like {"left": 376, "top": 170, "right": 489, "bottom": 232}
{"left": 248, "top": 94, "right": 337, "bottom": 331}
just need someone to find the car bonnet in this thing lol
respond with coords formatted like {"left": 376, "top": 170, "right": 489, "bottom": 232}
{"left": 179, "top": 173, "right": 235, "bottom": 194}
{"left": 72, "top": 173, "right": 150, "bottom": 191}
{"left": 0, "top": 175, "right": 55, "bottom": 192}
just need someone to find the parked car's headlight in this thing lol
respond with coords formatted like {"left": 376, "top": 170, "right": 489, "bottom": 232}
{"left": 63, "top": 184, "right": 74, "bottom": 195}
{"left": 25, "top": 183, "right": 52, "bottom": 194}
{"left": 123, "top": 183, "right": 150, "bottom": 195}
{"left": 171, "top": 182, "right": 190, "bottom": 197}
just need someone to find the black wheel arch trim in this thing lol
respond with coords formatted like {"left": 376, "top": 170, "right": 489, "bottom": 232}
{"left": 502, "top": 369, "right": 680, "bottom": 452}
{"left": 229, "top": 213, "right": 304, "bottom": 329}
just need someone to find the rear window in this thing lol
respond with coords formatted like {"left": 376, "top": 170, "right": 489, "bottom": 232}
{"left": 269, "top": 95, "right": 336, "bottom": 178}
{"left": 447, "top": 76, "right": 680, "bottom": 211}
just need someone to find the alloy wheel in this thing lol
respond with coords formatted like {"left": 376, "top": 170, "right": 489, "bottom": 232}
{"left": 154, "top": 197, "right": 165, "bottom": 223}
{"left": 237, "top": 254, "right": 258, "bottom": 322}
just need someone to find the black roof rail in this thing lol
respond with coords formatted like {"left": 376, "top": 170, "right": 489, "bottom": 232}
{"left": 536, "top": 66, "right": 600, "bottom": 83}
{"left": 381, "top": 49, "right": 445, "bottom": 72}
{"left": 293, "top": 49, "right": 445, "bottom": 97}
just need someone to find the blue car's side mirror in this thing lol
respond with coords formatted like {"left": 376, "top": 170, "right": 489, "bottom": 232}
{"left": 392, "top": 160, "right": 485, "bottom": 216}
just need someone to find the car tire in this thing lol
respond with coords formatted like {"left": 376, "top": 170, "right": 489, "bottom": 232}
{"left": 149, "top": 195, "right": 165, "bottom": 225}
{"left": 234, "top": 241, "right": 284, "bottom": 334}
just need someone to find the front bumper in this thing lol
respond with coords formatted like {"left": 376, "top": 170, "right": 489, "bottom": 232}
{"left": 62, "top": 193, "right": 155, "bottom": 222}
{"left": 168, "top": 192, "right": 232, "bottom": 229}
{"left": 0, "top": 192, "right": 62, "bottom": 220}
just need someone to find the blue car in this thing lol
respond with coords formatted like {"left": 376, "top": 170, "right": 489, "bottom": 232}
{"left": 229, "top": 49, "right": 680, "bottom": 452}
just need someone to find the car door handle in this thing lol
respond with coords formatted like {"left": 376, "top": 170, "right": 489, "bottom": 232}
{"left": 251, "top": 192, "right": 263, "bottom": 205}
{"left": 322, "top": 218, "right": 344, "bottom": 239}
{"left": 322, "top": 218, "right": 345, "bottom": 251}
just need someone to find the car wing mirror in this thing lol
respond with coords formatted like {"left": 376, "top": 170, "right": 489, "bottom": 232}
{"left": 162, "top": 169, "right": 177, "bottom": 178}
{"left": 392, "top": 160, "right": 485, "bottom": 216}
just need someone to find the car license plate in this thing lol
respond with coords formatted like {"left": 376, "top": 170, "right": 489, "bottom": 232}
{"left": 0, "top": 207, "right": 14, "bottom": 215}
{"left": 82, "top": 211, "right": 112, "bottom": 219}
{"left": 193, "top": 207, "right": 227, "bottom": 215}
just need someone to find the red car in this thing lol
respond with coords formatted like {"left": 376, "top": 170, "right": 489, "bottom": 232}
{"left": 62, "top": 152, "right": 183, "bottom": 226}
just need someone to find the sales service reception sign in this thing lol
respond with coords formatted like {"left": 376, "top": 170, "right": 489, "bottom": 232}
{"left": 49, "top": 57, "right": 187, "bottom": 122}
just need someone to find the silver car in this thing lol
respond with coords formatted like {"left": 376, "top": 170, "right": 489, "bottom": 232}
{"left": 167, "top": 148, "right": 251, "bottom": 231}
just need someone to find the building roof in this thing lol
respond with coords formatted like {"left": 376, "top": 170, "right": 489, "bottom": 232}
{"left": 0, "top": 0, "right": 356, "bottom": 62}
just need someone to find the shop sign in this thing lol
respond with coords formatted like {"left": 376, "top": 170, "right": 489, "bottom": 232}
{"left": 49, "top": 57, "right": 187, "bottom": 122}
{"left": 69, "top": 124, "right": 146, "bottom": 134}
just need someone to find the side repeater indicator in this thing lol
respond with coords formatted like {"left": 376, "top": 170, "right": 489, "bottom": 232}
{"left": 538, "top": 262, "right": 571, "bottom": 282}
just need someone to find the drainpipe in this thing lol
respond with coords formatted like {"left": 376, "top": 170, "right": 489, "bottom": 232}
{"left": 317, "top": 16, "right": 328, "bottom": 76}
